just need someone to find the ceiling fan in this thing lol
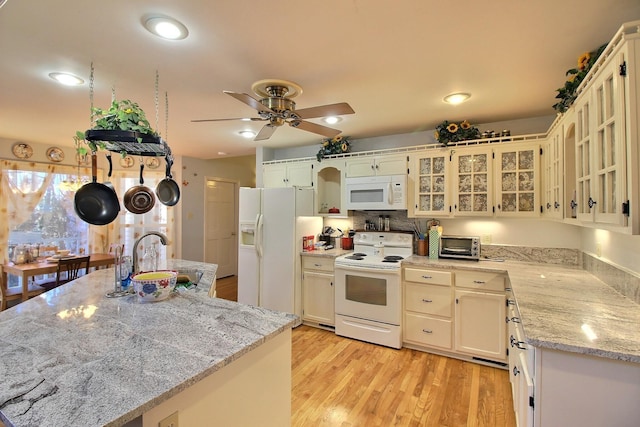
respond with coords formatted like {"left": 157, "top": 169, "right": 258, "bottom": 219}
{"left": 192, "top": 79, "right": 355, "bottom": 141}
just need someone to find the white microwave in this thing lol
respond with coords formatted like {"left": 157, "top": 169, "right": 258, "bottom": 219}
{"left": 345, "top": 175, "right": 407, "bottom": 210}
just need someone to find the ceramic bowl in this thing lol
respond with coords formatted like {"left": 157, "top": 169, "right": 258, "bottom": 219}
{"left": 56, "top": 249, "right": 71, "bottom": 257}
{"left": 131, "top": 270, "right": 178, "bottom": 302}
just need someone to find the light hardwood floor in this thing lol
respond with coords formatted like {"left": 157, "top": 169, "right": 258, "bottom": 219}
{"left": 219, "top": 276, "right": 516, "bottom": 427}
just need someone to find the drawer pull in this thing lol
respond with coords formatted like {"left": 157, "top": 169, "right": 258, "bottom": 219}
{"left": 510, "top": 335, "right": 526, "bottom": 350}
{"left": 422, "top": 298, "right": 433, "bottom": 303}
{"left": 505, "top": 316, "right": 520, "bottom": 324}
{"left": 421, "top": 275, "right": 433, "bottom": 279}
{"left": 314, "top": 263, "right": 322, "bottom": 267}
{"left": 513, "top": 366, "right": 520, "bottom": 376}
{"left": 473, "top": 280, "right": 486, "bottom": 284}
{"left": 422, "top": 329, "right": 433, "bottom": 334}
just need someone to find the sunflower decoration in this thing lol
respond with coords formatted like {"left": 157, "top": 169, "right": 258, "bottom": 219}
{"left": 316, "top": 135, "right": 351, "bottom": 162}
{"left": 434, "top": 120, "right": 480, "bottom": 146}
{"left": 553, "top": 43, "right": 607, "bottom": 113}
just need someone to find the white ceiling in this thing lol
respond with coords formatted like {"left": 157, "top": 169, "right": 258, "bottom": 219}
{"left": 1, "top": 1, "right": 639, "bottom": 159}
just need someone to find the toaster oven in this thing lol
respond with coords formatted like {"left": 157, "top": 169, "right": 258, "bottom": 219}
{"left": 438, "top": 235, "right": 481, "bottom": 260}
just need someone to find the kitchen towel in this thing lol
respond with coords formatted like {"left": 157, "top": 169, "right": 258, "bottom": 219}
{"left": 428, "top": 228, "right": 440, "bottom": 259}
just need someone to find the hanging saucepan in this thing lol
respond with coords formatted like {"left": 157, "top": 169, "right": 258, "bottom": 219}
{"left": 156, "top": 155, "right": 180, "bottom": 206}
{"left": 74, "top": 152, "right": 120, "bottom": 225}
{"left": 123, "top": 163, "right": 156, "bottom": 214}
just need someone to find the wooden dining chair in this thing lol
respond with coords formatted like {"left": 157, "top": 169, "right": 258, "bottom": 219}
{"left": 42, "top": 256, "right": 91, "bottom": 291}
{"left": 1, "top": 265, "right": 44, "bottom": 310}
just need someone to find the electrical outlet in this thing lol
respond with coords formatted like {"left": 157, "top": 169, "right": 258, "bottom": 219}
{"left": 596, "top": 242, "right": 602, "bottom": 257}
{"left": 159, "top": 411, "right": 179, "bottom": 427}
{"left": 481, "top": 234, "right": 492, "bottom": 245}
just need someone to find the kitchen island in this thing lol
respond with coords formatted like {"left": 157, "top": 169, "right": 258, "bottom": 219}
{"left": 0, "top": 260, "right": 296, "bottom": 427}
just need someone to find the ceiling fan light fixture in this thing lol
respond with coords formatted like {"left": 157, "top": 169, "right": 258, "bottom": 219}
{"left": 239, "top": 130, "right": 256, "bottom": 139}
{"left": 443, "top": 92, "right": 471, "bottom": 105}
{"left": 144, "top": 15, "right": 189, "bottom": 40}
{"left": 48, "top": 72, "right": 84, "bottom": 86}
{"left": 322, "top": 116, "right": 341, "bottom": 125}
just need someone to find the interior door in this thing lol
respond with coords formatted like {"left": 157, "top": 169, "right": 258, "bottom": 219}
{"left": 205, "top": 178, "right": 237, "bottom": 278}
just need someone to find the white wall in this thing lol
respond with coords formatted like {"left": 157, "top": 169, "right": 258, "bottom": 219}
{"left": 580, "top": 228, "right": 640, "bottom": 274}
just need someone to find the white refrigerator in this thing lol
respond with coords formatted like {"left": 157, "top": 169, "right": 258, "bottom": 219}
{"left": 238, "top": 187, "right": 322, "bottom": 321}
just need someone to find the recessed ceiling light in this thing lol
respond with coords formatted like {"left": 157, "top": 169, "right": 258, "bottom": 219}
{"left": 48, "top": 72, "right": 85, "bottom": 86}
{"left": 443, "top": 93, "right": 471, "bottom": 105}
{"left": 322, "top": 116, "right": 341, "bottom": 125}
{"left": 239, "top": 130, "right": 256, "bottom": 139}
{"left": 143, "top": 15, "right": 189, "bottom": 40}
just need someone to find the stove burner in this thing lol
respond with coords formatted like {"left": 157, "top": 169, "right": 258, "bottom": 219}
{"left": 384, "top": 255, "right": 404, "bottom": 261}
{"left": 382, "top": 259, "right": 399, "bottom": 263}
{"left": 352, "top": 253, "right": 367, "bottom": 257}
{"left": 345, "top": 255, "right": 365, "bottom": 260}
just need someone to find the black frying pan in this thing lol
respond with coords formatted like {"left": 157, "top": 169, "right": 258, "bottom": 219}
{"left": 156, "top": 156, "right": 180, "bottom": 206}
{"left": 123, "top": 163, "right": 156, "bottom": 214}
{"left": 74, "top": 153, "right": 120, "bottom": 225}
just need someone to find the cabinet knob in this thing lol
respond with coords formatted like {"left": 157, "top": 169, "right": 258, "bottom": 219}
{"left": 513, "top": 366, "right": 520, "bottom": 377}
{"left": 570, "top": 200, "right": 577, "bottom": 209}
{"left": 554, "top": 201, "right": 560, "bottom": 209}
{"left": 546, "top": 202, "right": 551, "bottom": 209}
{"left": 588, "top": 197, "right": 597, "bottom": 209}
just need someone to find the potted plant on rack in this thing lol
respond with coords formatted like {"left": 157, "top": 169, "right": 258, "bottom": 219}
{"left": 76, "top": 98, "right": 163, "bottom": 155}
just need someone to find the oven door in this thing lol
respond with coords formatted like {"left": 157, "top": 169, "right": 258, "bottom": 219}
{"left": 334, "top": 264, "right": 401, "bottom": 326}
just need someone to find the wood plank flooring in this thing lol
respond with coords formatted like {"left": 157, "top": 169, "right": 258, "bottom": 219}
{"left": 218, "top": 276, "right": 516, "bottom": 427}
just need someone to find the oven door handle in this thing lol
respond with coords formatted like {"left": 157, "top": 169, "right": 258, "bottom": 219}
{"left": 335, "top": 265, "right": 400, "bottom": 275}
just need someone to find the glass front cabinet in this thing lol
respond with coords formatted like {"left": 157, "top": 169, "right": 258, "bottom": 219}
{"left": 493, "top": 143, "right": 541, "bottom": 217}
{"left": 451, "top": 148, "right": 493, "bottom": 216}
{"left": 410, "top": 149, "right": 449, "bottom": 216}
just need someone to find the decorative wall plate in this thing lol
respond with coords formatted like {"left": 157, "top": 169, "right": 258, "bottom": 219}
{"left": 12, "top": 143, "right": 33, "bottom": 159}
{"left": 46, "top": 147, "right": 64, "bottom": 162}
{"left": 145, "top": 157, "right": 161, "bottom": 169}
{"left": 119, "top": 155, "right": 134, "bottom": 168}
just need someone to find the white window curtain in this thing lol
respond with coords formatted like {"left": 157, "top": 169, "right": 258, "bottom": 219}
{"left": 0, "top": 159, "right": 103, "bottom": 264}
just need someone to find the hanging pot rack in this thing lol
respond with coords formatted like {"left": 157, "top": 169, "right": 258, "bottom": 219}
{"left": 83, "top": 66, "right": 171, "bottom": 157}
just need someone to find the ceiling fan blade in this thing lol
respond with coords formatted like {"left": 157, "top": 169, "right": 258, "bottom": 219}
{"left": 289, "top": 120, "right": 341, "bottom": 138}
{"left": 224, "top": 91, "right": 273, "bottom": 113}
{"left": 191, "top": 117, "right": 264, "bottom": 123}
{"left": 255, "top": 124, "right": 277, "bottom": 141}
{"left": 295, "top": 102, "right": 355, "bottom": 119}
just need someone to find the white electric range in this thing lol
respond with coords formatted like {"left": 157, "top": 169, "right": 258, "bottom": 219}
{"left": 334, "top": 232, "right": 413, "bottom": 349}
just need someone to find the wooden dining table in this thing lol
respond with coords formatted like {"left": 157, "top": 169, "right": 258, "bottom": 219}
{"left": 2, "top": 253, "right": 115, "bottom": 302}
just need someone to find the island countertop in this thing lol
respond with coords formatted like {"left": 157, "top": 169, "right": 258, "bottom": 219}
{"left": 0, "top": 260, "right": 297, "bottom": 427}
{"left": 402, "top": 257, "right": 640, "bottom": 364}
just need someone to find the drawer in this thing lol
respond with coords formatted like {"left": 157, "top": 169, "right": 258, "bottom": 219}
{"left": 455, "top": 270, "right": 505, "bottom": 292}
{"left": 404, "top": 268, "right": 452, "bottom": 286}
{"left": 302, "top": 256, "right": 335, "bottom": 272}
{"left": 405, "top": 283, "right": 452, "bottom": 317}
{"left": 404, "top": 313, "right": 452, "bottom": 349}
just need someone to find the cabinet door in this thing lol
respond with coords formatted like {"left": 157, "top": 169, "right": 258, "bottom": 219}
{"left": 263, "top": 164, "right": 288, "bottom": 188}
{"left": 451, "top": 149, "right": 492, "bottom": 216}
{"left": 346, "top": 157, "right": 376, "bottom": 177}
{"left": 574, "top": 92, "right": 593, "bottom": 222}
{"left": 412, "top": 151, "right": 449, "bottom": 216}
{"left": 302, "top": 270, "right": 334, "bottom": 325}
{"left": 287, "top": 162, "right": 314, "bottom": 187}
{"left": 543, "top": 128, "right": 564, "bottom": 219}
{"left": 454, "top": 289, "right": 506, "bottom": 362}
{"left": 494, "top": 143, "right": 540, "bottom": 217}
{"left": 375, "top": 154, "right": 407, "bottom": 176}
{"left": 590, "top": 53, "right": 626, "bottom": 226}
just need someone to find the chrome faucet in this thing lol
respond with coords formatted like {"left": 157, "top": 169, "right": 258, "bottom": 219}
{"left": 132, "top": 231, "right": 168, "bottom": 274}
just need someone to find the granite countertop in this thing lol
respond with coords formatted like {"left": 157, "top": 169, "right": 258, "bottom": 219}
{"left": 402, "top": 256, "right": 640, "bottom": 364}
{"left": 0, "top": 260, "right": 297, "bottom": 427}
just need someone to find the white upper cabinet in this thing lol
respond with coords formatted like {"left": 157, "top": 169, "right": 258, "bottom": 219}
{"left": 345, "top": 154, "right": 407, "bottom": 177}
{"left": 451, "top": 147, "right": 493, "bottom": 216}
{"left": 493, "top": 142, "right": 541, "bottom": 217}
{"left": 409, "top": 149, "right": 450, "bottom": 217}
{"left": 263, "top": 161, "right": 313, "bottom": 188}
{"left": 573, "top": 27, "right": 638, "bottom": 231}
{"left": 543, "top": 119, "right": 564, "bottom": 220}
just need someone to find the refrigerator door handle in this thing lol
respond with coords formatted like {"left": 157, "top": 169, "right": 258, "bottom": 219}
{"left": 255, "top": 213, "right": 264, "bottom": 258}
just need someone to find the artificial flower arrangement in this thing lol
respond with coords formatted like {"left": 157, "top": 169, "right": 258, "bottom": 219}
{"left": 434, "top": 120, "right": 480, "bottom": 146}
{"left": 552, "top": 44, "right": 607, "bottom": 113}
{"left": 316, "top": 135, "right": 351, "bottom": 162}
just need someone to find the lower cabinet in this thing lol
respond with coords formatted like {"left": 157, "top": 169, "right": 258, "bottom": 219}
{"left": 301, "top": 255, "right": 335, "bottom": 327}
{"left": 403, "top": 266, "right": 507, "bottom": 365}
